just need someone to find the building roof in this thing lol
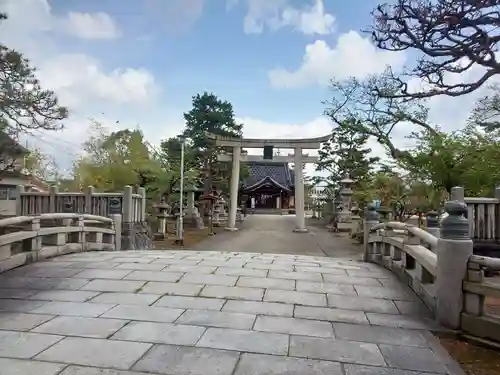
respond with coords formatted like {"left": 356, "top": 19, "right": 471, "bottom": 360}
{"left": 0, "top": 132, "right": 29, "bottom": 154}
{"left": 241, "top": 161, "right": 294, "bottom": 192}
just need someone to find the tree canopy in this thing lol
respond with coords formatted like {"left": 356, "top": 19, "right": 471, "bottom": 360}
{"left": 182, "top": 92, "right": 243, "bottom": 193}
{"left": 315, "top": 118, "right": 379, "bottom": 189}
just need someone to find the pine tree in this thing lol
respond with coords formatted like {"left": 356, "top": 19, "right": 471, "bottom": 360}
{"left": 182, "top": 92, "right": 243, "bottom": 193}
{"left": 315, "top": 118, "right": 379, "bottom": 189}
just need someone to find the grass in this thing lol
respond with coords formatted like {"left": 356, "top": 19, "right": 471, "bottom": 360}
{"left": 153, "top": 219, "right": 224, "bottom": 249}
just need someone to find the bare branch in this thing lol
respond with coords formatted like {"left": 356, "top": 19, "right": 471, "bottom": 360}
{"left": 324, "top": 70, "right": 436, "bottom": 160}
{"left": 369, "top": 0, "right": 500, "bottom": 99}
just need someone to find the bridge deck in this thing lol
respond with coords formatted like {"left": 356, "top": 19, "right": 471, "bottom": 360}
{"left": 0, "top": 247, "right": 463, "bottom": 375}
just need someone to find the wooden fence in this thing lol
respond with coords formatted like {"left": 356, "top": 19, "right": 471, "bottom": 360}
{"left": 16, "top": 185, "right": 146, "bottom": 224}
{"left": 453, "top": 187, "right": 500, "bottom": 241}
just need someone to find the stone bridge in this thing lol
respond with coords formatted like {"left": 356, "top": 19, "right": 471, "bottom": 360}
{"left": 0, "top": 213, "right": 467, "bottom": 375}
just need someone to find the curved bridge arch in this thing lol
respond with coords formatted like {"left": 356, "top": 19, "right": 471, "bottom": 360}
{"left": 0, "top": 213, "right": 119, "bottom": 273}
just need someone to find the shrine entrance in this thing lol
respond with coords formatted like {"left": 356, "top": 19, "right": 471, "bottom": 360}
{"left": 208, "top": 133, "right": 330, "bottom": 232}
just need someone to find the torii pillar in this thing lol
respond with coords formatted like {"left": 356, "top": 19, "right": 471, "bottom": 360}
{"left": 293, "top": 146, "right": 307, "bottom": 232}
{"left": 226, "top": 146, "right": 241, "bottom": 231}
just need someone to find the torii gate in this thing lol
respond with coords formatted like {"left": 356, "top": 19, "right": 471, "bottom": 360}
{"left": 207, "top": 133, "right": 330, "bottom": 233}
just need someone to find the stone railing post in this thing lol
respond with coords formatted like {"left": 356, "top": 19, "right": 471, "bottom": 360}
{"left": 77, "top": 216, "right": 85, "bottom": 251}
{"left": 138, "top": 187, "right": 146, "bottom": 222}
{"left": 122, "top": 185, "right": 133, "bottom": 224}
{"left": 110, "top": 214, "right": 122, "bottom": 251}
{"left": 404, "top": 215, "right": 421, "bottom": 245}
{"left": 426, "top": 210, "right": 440, "bottom": 242}
{"left": 49, "top": 185, "right": 59, "bottom": 213}
{"left": 436, "top": 200, "right": 473, "bottom": 329}
{"left": 85, "top": 186, "right": 95, "bottom": 214}
{"left": 451, "top": 186, "right": 465, "bottom": 202}
{"left": 16, "top": 185, "right": 25, "bottom": 216}
{"left": 363, "top": 203, "right": 379, "bottom": 261}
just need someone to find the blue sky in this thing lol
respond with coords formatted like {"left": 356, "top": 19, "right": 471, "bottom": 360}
{"left": 45, "top": 0, "right": 379, "bottom": 123}
{"left": 0, "top": 0, "right": 481, "bottom": 175}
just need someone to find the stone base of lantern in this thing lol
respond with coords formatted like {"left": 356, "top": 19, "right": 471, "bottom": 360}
{"left": 293, "top": 228, "right": 309, "bottom": 233}
{"left": 224, "top": 227, "right": 239, "bottom": 232}
{"left": 153, "top": 232, "right": 168, "bottom": 241}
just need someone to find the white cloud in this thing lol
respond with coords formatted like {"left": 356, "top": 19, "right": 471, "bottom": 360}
{"left": 61, "top": 12, "right": 121, "bottom": 40}
{"left": 1, "top": 0, "right": 159, "bottom": 170}
{"left": 0, "top": 0, "right": 121, "bottom": 40}
{"left": 237, "top": 0, "right": 335, "bottom": 35}
{"left": 37, "top": 54, "right": 157, "bottom": 108}
{"left": 280, "top": 0, "right": 335, "bottom": 36}
{"left": 269, "top": 31, "right": 406, "bottom": 88}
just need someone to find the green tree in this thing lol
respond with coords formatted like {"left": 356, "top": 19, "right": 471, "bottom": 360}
{"left": 24, "top": 148, "right": 58, "bottom": 182}
{"left": 182, "top": 92, "right": 243, "bottom": 193}
{"left": 398, "top": 126, "right": 500, "bottom": 196}
{"left": 469, "top": 84, "right": 500, "bottom": 132}
{"left": 0, "top": 13, "right": 67, "bottom": 178}
{"left": 315, "top": 119, "right": 379, "bottom": 191}
{"left": 73, "top": 122, "right": 152, "bottom": 191}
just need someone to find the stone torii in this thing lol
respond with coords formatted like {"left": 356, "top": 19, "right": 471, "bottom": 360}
{"left": 207, "top": 132, "right": 330, "bottom": 233}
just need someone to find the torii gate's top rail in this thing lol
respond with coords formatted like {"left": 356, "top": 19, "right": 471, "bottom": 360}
{"left": 205, "top": 132, "right": 330, "bottom": 149}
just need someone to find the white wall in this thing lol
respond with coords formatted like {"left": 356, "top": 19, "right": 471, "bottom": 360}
{"left": 0, "top": 176, "right": 31, "bottom": 216}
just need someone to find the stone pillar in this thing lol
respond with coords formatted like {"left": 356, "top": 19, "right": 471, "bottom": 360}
{"left": 15, "top": 185, "right": 25, "bottom": 216}
{"left": 450, "top": 186, "right": 465, "bottom": 202}
{"left": 226, "top": 146, "right": 241, "bottom": 231}
{"left": 363, "top": 203, "right": 379, "bottom": 261}
{"left": 426, "top": 210, "right": 440, "bottom": 242}
{"left": 109, "top": 214, "right": 122, "bottom": 251}
{"left": 436, "top": 200, "right": 473, "bottom": 329}
{"left": 293, "top": 146, "right": 307, "bottom": 232}
{"left": 186, "top": 191, "right": 195, "bottom": 217}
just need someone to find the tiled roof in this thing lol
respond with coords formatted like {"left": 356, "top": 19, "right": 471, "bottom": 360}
{"left": 241, "top": 162, "right": 294, "bottom": 191}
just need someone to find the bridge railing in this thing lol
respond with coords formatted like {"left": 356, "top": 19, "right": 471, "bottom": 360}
{"left": 364, "top": 189, "right": 500, "bottom": 344}
{"left": 17, "top": 185, "right": 146, "bottom": 224}
{"left": 462, "top": 255, "right": 500, "bottom": 342}
{"left": 0, "top": 213, "right": 122, "bottom": 274}
{"left": 365, "top": 218, "right": 438, "bottom": 313}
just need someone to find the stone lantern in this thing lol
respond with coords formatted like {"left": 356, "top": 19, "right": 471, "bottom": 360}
{"left": 184, "top": 185, "right": 204, "bottom": 229}
{"left": 153, "top": 199, "right": 170, "bottom": 240}
{"left": 337, "top": 175, "right": 354, "bottom": 230}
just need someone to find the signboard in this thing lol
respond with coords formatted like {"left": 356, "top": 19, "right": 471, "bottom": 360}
{"left": 263, "top": 145, "right": 273, "bottom": 160}
{"left": 62, "top": 199, "right": 74, "bottom": 213}
{"left": 108, "top": 197, "right": 122, "bottom": 215}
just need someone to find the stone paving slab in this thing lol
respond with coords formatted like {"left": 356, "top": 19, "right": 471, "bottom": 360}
{"left": 0, "top": 312, "right": 55, "bottom": 331}
{"left": 0, "top": 250, "right": 463, "bottom": 375}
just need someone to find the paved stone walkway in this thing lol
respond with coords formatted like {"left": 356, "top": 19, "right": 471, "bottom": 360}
{"left": 192, "top": 214, "right": 364, "bottom": 259}
{"left": 0, "top": 250, "right": 464, "bottom": 375}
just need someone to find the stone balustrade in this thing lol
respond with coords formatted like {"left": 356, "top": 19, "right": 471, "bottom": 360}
{"left": 462, "top": 255, "right": 500, "bottom": 341}
{"left": 0, "top": 213, "right": 121, "bottom": 273}
{"left": 365, "top": 216, "right": 438, "bottom": 314}
{"left": 364, "top": 195, "right": 500, "bottom": 343}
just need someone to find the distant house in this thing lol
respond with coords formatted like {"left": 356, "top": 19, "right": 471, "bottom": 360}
{"left": 0, "top": 133, "right": 48, "bottom": 216}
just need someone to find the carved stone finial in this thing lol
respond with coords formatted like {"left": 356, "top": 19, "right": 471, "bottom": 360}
{"left": 426, "top": 210, "right": 439, "bottom": 228}
{"left": 440, "top": 200, "right": 469, "bottom": 239}
{"left": 365, "top": 203, "right": 379, "bottom": 222}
